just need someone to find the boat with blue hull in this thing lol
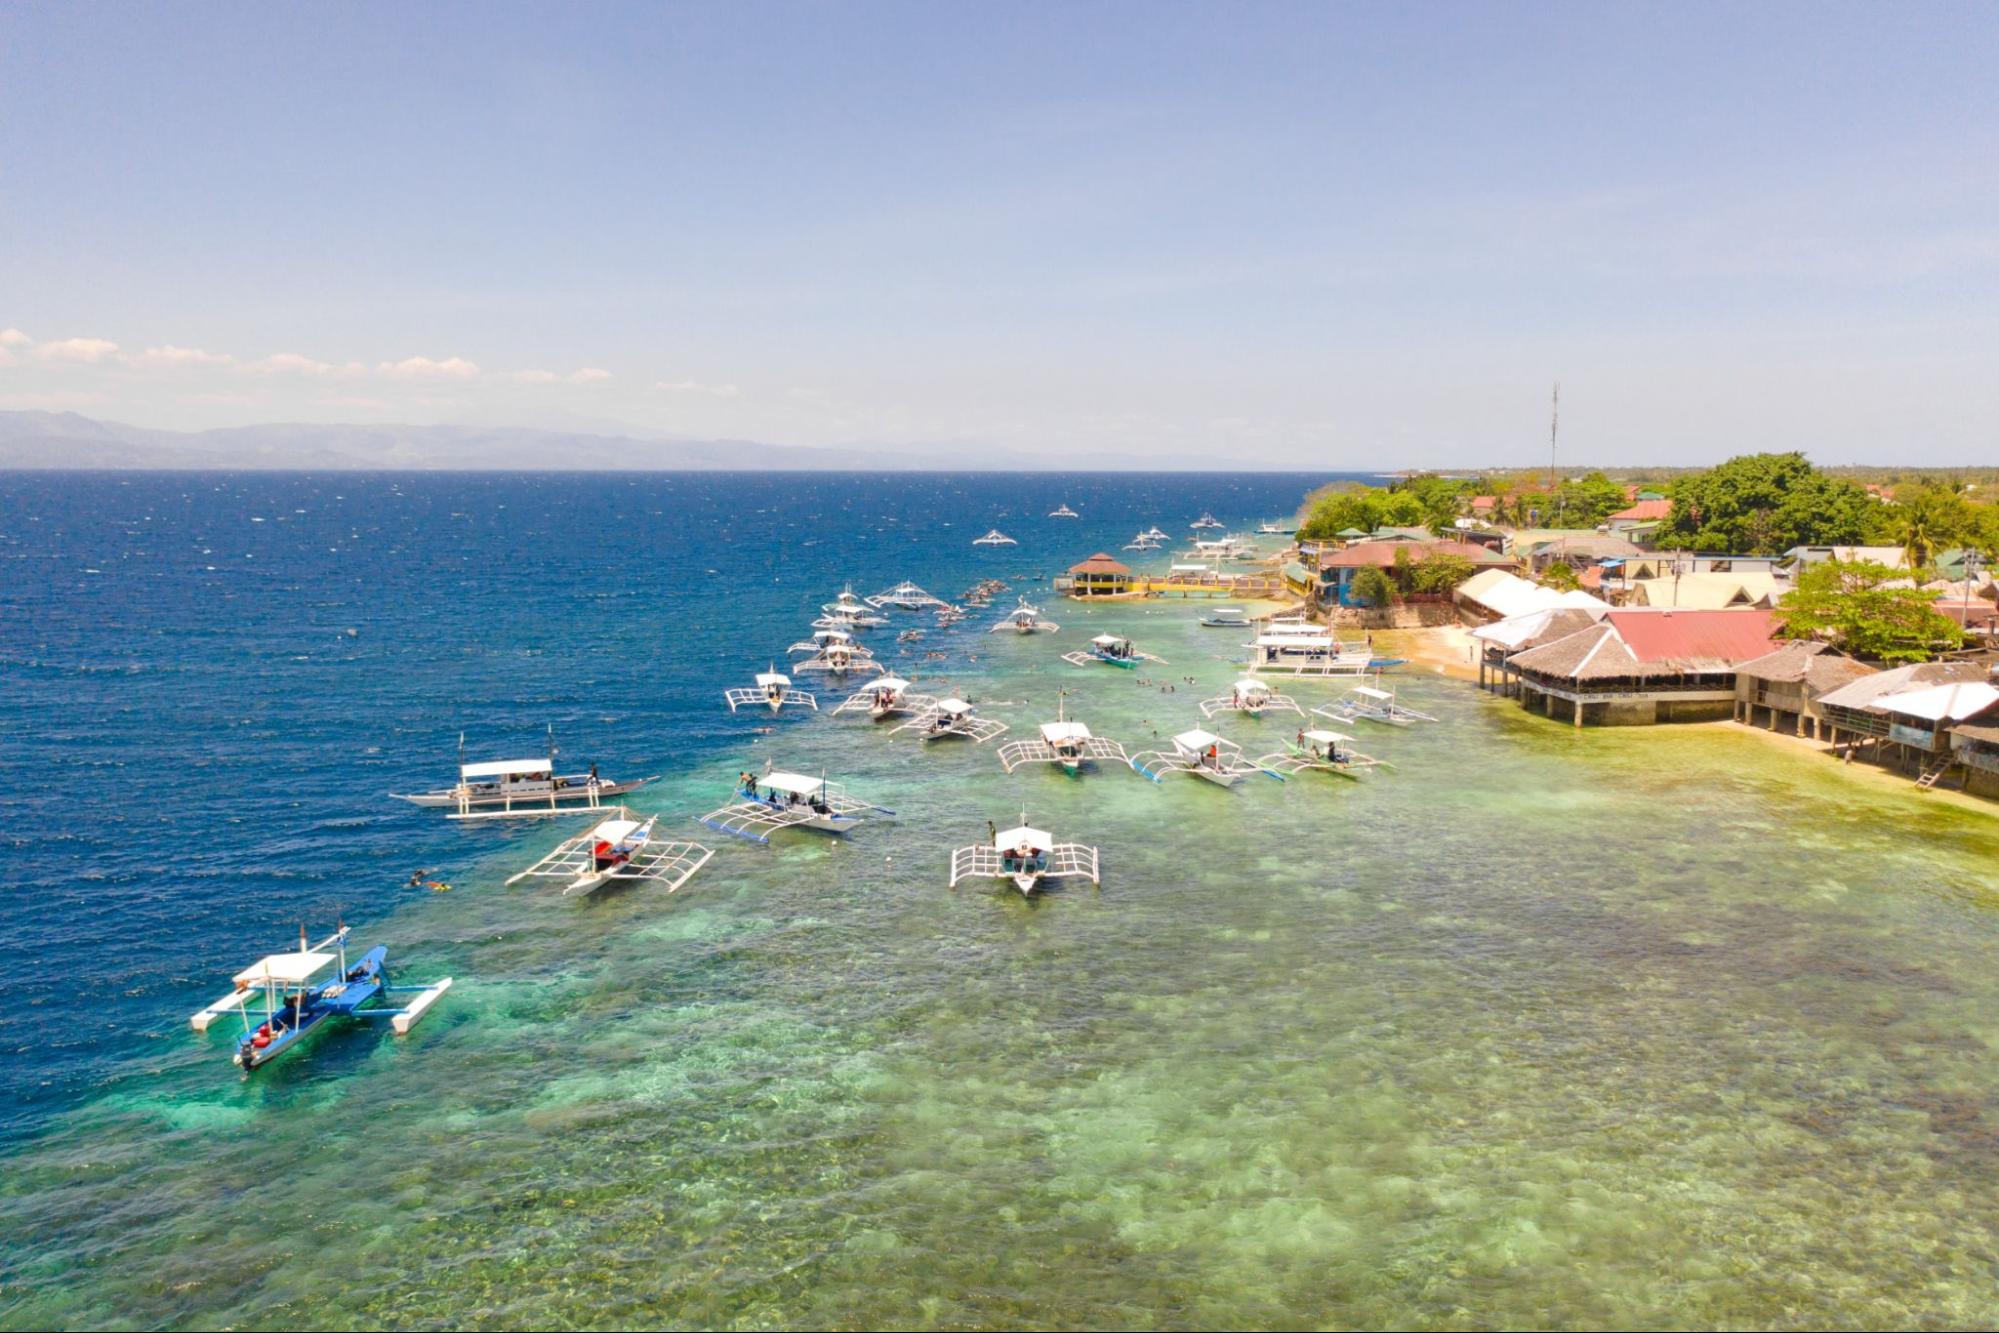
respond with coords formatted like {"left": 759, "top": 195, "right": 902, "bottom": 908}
{"left": 190, "top": 927, "right": 453, "bottom": 1072}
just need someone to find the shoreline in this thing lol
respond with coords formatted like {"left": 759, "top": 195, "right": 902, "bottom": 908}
{"left": 1374, "top": 623, "right": 1999, "bottom": 818}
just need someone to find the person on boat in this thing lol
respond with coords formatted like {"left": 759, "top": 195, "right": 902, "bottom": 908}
{"left": 1206, "top": 742, "right": 1220, "bottom": 769}
{"left": 588, "top": 763, "right": 599, "bottom": 784}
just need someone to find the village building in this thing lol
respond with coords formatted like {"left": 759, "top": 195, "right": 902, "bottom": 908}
{"left": 1517, "top": 533, "right": 1646, "bottom": 575}
{"left": 1062, "top": 552, "right": 1134, "bottom": 598}
{"left": 1782, "top": 544, "right": 1910, "bottom": 572}
{"left": 1503, "top": 607, "right": 1781, "bottom": 726}
{"left": 1315, "top": 539, "right": 1515, "bottom": 608}
{"left": 1471, "top": 607, "right": 1606, "bottom": 695}
{"left": 1622, "top": 571, "right": 1782, "bottom": 609}
{"left": 1731, "top": 641, "right": 1877, "bottom": 738}
{"left": 1453, "top": 569, "right": 1607, "bottom": 624}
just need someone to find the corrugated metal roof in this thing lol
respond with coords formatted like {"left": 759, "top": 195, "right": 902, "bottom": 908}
{"left": 1815, "top": 660, "right": 1991, "bottom": 711}
{"left": 1602, "top": 609, "right": 1779, "bottom": 666}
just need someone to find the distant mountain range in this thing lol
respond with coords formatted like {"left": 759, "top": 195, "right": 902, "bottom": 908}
{"left": 0, "top": 411, "right": 1295, "bottom": 472}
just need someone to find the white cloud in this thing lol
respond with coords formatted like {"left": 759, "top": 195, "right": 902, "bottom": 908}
{"left": 378, "top": 355, "right": 480, "bottom": 380}
{"left": 243, "top": 351, "right": 362, "bottom": 377}
{"left": 657, "top": 378, "right": 741, "bottom": 398}
{"left": 134, "top": 344, "right": 235, "bottom": 369}
{"left": 33, "top": 336, "right": 120, "bottom": 364}
{"left": 568, "top": 367, "right": 612, "bottom": 384}
{"left": 507, "top": 368, "right": 560, "bottom": 384}
{"left": 0, "top": 328, "right": 31, "bottom": 348}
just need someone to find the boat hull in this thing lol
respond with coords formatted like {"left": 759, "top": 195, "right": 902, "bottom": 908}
{"left": 394, "top": 777, "right": 652, "bottom": 809}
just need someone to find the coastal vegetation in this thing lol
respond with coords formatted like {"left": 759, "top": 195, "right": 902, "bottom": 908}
{"left": 1773, "top": 560, "right": 1967, "bottom": 664}
{"left": 1652, "top": 452, "right": 1874, "bottom": 554}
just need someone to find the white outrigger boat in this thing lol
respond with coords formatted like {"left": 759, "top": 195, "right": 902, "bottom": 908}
{"left": 1061, "top": 633, "right": 1163, "bottom": 669}
{"left": 505, "top": 808, "right": 714, "bottom": 896}
{"left": 190, "top": 926, "right": 452, "bottom": 1071}
{"left": 1257, "top": 728, "right": 1386, "bottom": 780}
{"left": 950, "top": 815, "right": 1099, "bottom": 897}
{"left": 1257, "top": 518, "right": 1298, "bottom": 535}
{"left": 1243, "top": 620, "right": 1377, "bottom": 677}
{"left": 1200, "top": 606, "right": 1252, "bottom": 628}
{"left": 1123, "top": 532, "right": 1162, "bottom": 552}
{"left": 1129, "top": 728, "right": 1283, "bottom": 789}
{"left": 1313, "top": 682, "right": 1438, "bottom": 727}
{"left": 724, "top": 666, "right": 817, "bottom": 714}
{"left": 813, "top": 606, "right": 887, "bottom": 632}
{"left": 990, "top": 597, "right": 1060, "bottom": 634}
{"left": 995, "top": 697, "right": 1128, "bottom": 775}
{"left": 831, "top": 674, "right": 934, "bottom": 721}
{"left": 1190, "top": 512, "right": 1224, "bottom": 530}
{"left": 698, "top": 769, "right": 896, "bottom": 844}
{"left": 868, "top": 580, "right": 949, "bottom": 611}
{"left": 787, "top": 628, "right": 884, "bottom": 677}
{"left": 972, "top": 529, "right": 1018, "bottom": 547}
{"left": 1143, "top": 525, "right": 1169, "bottom": 541}
{"left": 391, "top": 734, "right": 654, "bottom": 819}
{"left": 1047, "top": 503, "right": 1080, "bottom": 518}
{"left": 893, "top": 696, "right": 1009, "bottom": 744}
{"left": 1199, "top": 676, "right": 1304, "bottom": 719}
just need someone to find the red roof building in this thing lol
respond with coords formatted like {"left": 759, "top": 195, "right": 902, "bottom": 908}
{"left": 1607, "top": 499, "right": 1672, "bottom": 523}
{"left": 1502, "top": 608, "right": 1781, "bottom": 726}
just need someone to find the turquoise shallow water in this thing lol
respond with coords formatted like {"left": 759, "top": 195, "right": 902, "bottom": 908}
{"left": 5, "top": 474, "right": 1999, "bottom": 1329}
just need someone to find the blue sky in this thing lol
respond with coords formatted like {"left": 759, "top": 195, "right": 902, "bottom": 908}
{"left": 2, "top": 2, "right": 1994, "bottom": 465}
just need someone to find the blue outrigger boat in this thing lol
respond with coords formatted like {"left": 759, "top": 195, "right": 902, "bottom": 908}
{"left": 190, "top": 926, "right": 453, "bottom": 1071}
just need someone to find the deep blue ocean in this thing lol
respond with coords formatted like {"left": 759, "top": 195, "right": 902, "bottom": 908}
{"left": 0, "top": 470, "right": 1333, "bottom": 1144}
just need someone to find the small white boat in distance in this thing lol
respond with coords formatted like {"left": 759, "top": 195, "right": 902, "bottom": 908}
{"left": 1048, "top": 504, "right": 1080, "bottom": 518}
{"left": 725, "top": 667, "right": 817, "bottom": 714}
{"left": 1061, "top": 633, "right": 1163, "bottom": 669}
{"left": 505, "top": 808, "right": 715, "bottom": 896}
{"left": 1257, "top": 518, "right": 1298, "bottom": 535}
{"left": 832, "top": 674, "right": 934, "bottom": 720}
{"left": 1144, "top": 525, "right": 1169, "bottom": 540}
{"left": 1200, "top": 607, "right": 1252, "bottom": 628}
{"left": 698, "top": 770, "right": 896, "bottom": 844}
{"left": 1129, "top": 729, "right": 1282, "bottom": 788}
{"left": 1123, "top": 533, "right": 1162, "bottom": 552}
{"left": 990, "top": 598, "right": 1059, "bottom": 634}
{"left": 894, "top": 696, "right": 1009, "bottom": 744}
{"left": 950, "top": 815, "right": 1099, "bottom": 896}
{"left": 1314, "top": 682, "right": 1438, "bottom": 727}
{"left": 391, "top": 736, "right": 654, "bottom": 819}
{"left": 973, "top": 529, "right": 1018, "bottom": 547}
{"left": 1258, "top": 728, "right": 1386, "bottom": 780}
{"left": 1199, "top": 676, "right": 1304, "bottom": 719}
{"left": 1190, "top": 513, "right": 1224, "bottom": 530}
{"left": 995, "top": 698, "right": 1128, "bottom": 775}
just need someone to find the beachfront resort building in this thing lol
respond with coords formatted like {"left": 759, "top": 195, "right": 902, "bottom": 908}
{"left": 1731, "top": 641, "right": 1878, "bottom": 738}
{"left": 1503, "top": 607, "right": 1781, "bottom": 726}
{"left": 1063, "top": 553, "right": 1134, "bottom": 599}
{"left": 1315, "top": 540, "right": 1515, "bottom": 608}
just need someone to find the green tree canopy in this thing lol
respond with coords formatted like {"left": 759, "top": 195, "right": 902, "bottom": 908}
{"left": 1297, "top": 485, "right": 1383, "bottom": 540}
{"left": 1653, "top": 452, "right": 1872, "bottom": 555}
{"left": 1887, "top": 482, "right": 1981, "bottom": 570}
{"left": 1409, "top": 551, "right": 1477, "bottom": 594}
{"left": 1349, "top": 566, "right": 1396, "bottom": 609}
{"left": 1548, "top": 472, "right": 1629, "bottom": 527}
{"left": 1773, "top": 559, "right": 1965, "bottom": 664}
{"left": 1538, "top": 561, "right": 1580, "bottom": 591}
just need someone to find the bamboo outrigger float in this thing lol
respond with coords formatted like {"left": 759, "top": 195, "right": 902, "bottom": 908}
{"left": 190, "top": 926, "right": 452, "bottom": 1071}
{"left": 505, "top": 807, "right": 715, "bottom": 896}
{"left": 390, "top": 731, "right": 654, "bottom": 820}
{"left": 950, "top": 815, "right": 1099, "bottom": 896}
{"left": 697, "top": 769, "right": 896, "bottom": 844}
{"left": 724, "top": 667, "right": 817, "bottom": 714}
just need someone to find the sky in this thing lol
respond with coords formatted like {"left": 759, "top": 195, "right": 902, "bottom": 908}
{"left": 1, "top": 2, "right": 1995, "bottom": 467}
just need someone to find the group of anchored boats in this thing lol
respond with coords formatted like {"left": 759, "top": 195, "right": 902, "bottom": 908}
{"left": 190, "top": 517, "right": 1437, "bottom": 1076}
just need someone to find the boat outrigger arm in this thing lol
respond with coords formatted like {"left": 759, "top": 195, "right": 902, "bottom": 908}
{"left": 190, "top": 926, "right": 452, "bottom": 1070}
{"left": 891, "top": 699, "right": 1010, "bottom": 744}
{"left": 505, "top": 808, "right": 715, "bottom": 896}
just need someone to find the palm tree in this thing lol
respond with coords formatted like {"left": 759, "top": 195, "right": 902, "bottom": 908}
{"left": 1897, "top": 506, "right": 1941, "bottom": 573}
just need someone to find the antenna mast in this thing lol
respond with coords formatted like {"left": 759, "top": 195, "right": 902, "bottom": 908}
{"left": 1548, "top": 382, "right": 1561, "bottom": 523}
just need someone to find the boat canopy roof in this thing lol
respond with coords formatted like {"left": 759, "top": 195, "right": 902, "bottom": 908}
{"left": 462, "top": 758, "right": 551, "bottom": 779}
{"left": 1211, "top": 607, "right": 1242, "bottom": 615}
{"left": 755, "top": 671, "right": 791, "bottom": 687}
{"left": 1302, "top": 728, "right": 1353, "bottom": 745}
{"left": 1234, "top": 677, "right": 1270, "bottom": 693}
{"left": 1353, "top": 686, "right": 1393, "bottom": 700}
{"left": 590, "top": 818, "right": 643, "bottom": 842}
{"left": 1041, "top": 720, "right": 1092, "bottom": 742}
{"left": 235, "top": 950, "right": 336, "bottom": 987}
{"left": 874, "top": 675, "right": 910, "bottom": 692}
{"left": 996, "top": 824, "right": 1049, "bottom": 849}
{"left": 1169, "top": 563, "right": 1212, "bottom": 573}
{"left": 937, "top": 698, "right": 972, "bottom": 715}
{"left": 1176, "top": 728, "right": 1222, "bottom": 749}
{"left": 1254, "top": 632, "right": 1331, "bottom": 647}
{"left": 761, "top": 771, "right": 826, "bottom": 797}
{"left": 1091, "top": 633, "right": 1125, "bottom": 646}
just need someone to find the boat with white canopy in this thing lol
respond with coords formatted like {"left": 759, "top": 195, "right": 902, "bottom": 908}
{"left": 697, "top": 769, "right": 896, "bottom": 844}
{"left": 1257, "top": 728, "right": 1386, "bottom": 780}
{"left": 972, "top": 529, "right": 1018, "bottom": 547}
{"left": 1190, "top": 513, "right": 1224, "bottom": 530}
{"left": 1123, "top": 532, "right": 1162, "bottom": 552}
{"left": 1257, "top": 518, "right": 1298, "bottom": 535}
{"left": 831, "top": 674, "right": 934, "bottom": 720}
{"left": 724, "top": 666, "right": 817, "bottom": 714}
{"left": 1048, "top": 504, "right": 1079, "bottom": 518}
{"left": 189, "top": 925, "right": 452, "bottom": 1071}
{"left": 1243, "top": 621, "right": 1376, "bottom": 676}
{"left": 1061, "top": 633, "right": 1163, "bottom": 669}
{"left": 390, "top": 733, "right": 653, "bottom": 819}
{"left": 787, "top": 629, "right": 884, "bottom": 677}
{"left": 1313, "top": 681, "right": 1438, "bottom": 727}
{"left": 868, "top": 580, "right": 950, "bottom": 611}
{"left": 893, "top": 696, "right": 1009, "bottom": 744}
{"left": 505, "top": 808, "right": 714, "bottom": 896}
{"left": 1144, "top": 526, "right": 1169, "bottom": 540}
{"left": 990, "top": 597, "right": 1060, "bottom": 634}
{"left": 950, "top": 815, "right": 1100, "bottom": 896}
{"left": 1128, "top": 728, "right": 1283, "bottom": 788}
{"left": 1199, "top": 676, "right": 1304, "bottom": 719}
{"left": 1200, "top": 607, "right": 1252, "bottom": 628}
{"left": 995, "top": 696, "right": 1128, "bottom": 775}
